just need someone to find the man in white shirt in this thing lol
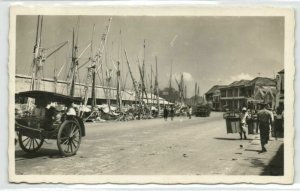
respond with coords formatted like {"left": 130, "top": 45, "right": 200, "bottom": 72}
{"left": 239, "top": 107, "right": 249, "bottom": 140}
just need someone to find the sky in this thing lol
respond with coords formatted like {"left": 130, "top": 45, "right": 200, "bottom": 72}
{"left": 16, "top": 16, "right": 284, "bottom": 98}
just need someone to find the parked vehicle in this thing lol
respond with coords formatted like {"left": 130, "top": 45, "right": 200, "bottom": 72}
{"left": 15, "top": 91, "right": 86, "bottom": 157}
{"left": 195, "top": 104, "right": 211, "bottom": 117}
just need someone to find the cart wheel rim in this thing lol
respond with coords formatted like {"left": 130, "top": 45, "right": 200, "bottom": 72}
{"left": 18, "top": 134, "right": 44, "bottom": 152}
{"left": 58, "top": 121, "right": 81, "bottom": 155}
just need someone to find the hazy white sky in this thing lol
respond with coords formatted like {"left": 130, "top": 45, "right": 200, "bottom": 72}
{"left": 16, "top": 16, "right": 284, "bottom": 97}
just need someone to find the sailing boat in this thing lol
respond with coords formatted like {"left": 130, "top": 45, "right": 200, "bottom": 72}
{"left": 30, "top": 15, "right": 68, "bottom": 91}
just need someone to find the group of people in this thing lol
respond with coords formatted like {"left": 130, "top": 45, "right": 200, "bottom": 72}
{"left": 163, "top": 105, "right": 193, "bottom": 121}
{"left": 238, "top": 103, "right": 284, "bottom": 153}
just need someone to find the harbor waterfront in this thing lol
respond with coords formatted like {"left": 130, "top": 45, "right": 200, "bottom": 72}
{"left": 11, "top": 12, "right": 291, "bottom": 183}
{"left": 15, "top": 112, "right": 283, "bottom": 175}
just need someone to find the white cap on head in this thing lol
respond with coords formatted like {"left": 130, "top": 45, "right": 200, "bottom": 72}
{"left": 242, "top": 107, "right": 247, "bottom": 111}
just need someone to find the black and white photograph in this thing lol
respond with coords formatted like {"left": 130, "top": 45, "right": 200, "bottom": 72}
{"left": 9, "top": 6, "right": 294, "bottom": 184}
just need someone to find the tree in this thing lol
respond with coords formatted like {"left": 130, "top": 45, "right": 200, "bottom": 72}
{"left": 159, "top": 87, "right": 180, "bottom": 103}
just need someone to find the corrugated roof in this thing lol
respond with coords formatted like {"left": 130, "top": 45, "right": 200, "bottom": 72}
{"left": 205, "top": 85, "right": 227, "bottom": 95}
{"left": 227, "top": 80, "right": 250, "bottom": 87}
{"left": 245, "top": 77, "right": 276, "bottom": 87}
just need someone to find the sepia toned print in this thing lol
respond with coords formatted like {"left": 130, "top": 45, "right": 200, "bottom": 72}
{"left": 9, "top": 6, "right": 294, "bottom": 184}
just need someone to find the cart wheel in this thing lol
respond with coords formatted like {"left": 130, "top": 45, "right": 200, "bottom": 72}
{"left": 18, "top": 133, "right": 44, "bottom": 153}
{"left": 57, "top": 120, "right": 81, "bottom": 157}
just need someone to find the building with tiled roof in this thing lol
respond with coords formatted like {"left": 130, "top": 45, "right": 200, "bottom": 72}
{"left": 205, "top": 85, "right": 227, "bottom": 111}
{"left": 218, "top": 77, "right": 276, "bottom": 111}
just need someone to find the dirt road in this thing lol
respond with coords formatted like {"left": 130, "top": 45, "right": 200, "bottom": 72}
{"left": 15, "top": 112, "right": 283, "bottom": 175}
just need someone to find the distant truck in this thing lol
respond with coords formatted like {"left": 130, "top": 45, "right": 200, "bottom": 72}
{"left": 195, "top": 104, "right": 211, "bottom": 117}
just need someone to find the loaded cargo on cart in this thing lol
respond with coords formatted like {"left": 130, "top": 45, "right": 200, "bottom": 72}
{"left": 15, "top": 90, "right": 86, "bottom": 156}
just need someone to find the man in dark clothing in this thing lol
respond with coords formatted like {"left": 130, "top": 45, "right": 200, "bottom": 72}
{"left": 257, "top": 104, "right": 273, "bottom": 152}
{"left": 170, "top": 106, "right": 175, "bottom": 121}
{"left": 163, "top": 106, "right": 169, "bottom": 121}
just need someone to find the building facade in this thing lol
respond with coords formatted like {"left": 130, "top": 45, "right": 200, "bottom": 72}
{"left": 219, "top": 80, "right": 250, "bottom": 111}
{"left": 275, "top": 69, "right": 284, "bottom": 109}
{"left": 205, "top": 85, "right": 226, "bottom": 111}
{"left": 205, "top": 77, "right": 276, "bottom": 111}
{"left": 220, "top": 77, "right": 276, "bottom": 111}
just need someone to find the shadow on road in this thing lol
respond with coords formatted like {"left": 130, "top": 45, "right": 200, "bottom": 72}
{"left": 214, "top": 137, "right": 254, "bottom": 141}
{"left": 15, "top": 148, "right": 62, "bottom": 161}
{"left": 260, "top": 144, "right": 284, "bottom": 176}
{"left": 244, "top": 149, "right": 261, "bottom": 153}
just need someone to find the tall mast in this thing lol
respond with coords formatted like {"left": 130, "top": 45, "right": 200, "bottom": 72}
{"left": 69, "top": 17, "right": 81, "bottom": 96}
{"left": 31, "top": 15, "right": 43, "bottom": 90}
{"left": 155, "top": 56, "right": 160, "bottom": 114}
{"left": 197, "top": 84, "right": 200, "bottom": 103}
{"left": 35, "top": 16, "right": 44, "bottom": 90}
{"left": 169, "top": 60, "right": 173, "bottom": 103}
{"left": 184, "top": 84, "right": 187, "bottom": 104}
{"left": 69, "top": 28, "right": 76, "bottom": 96}
{"left": 194, "top": 82, "right": 197, "bottom": 105}
{"left": 124, "top": 50, "right": 141, "bottom": 108}
{"left": 140, "top": 39, "right": 146, "bottom": 105}
{"left": 116, "top": 29, "right": 123, "bottom": 111}
{"left": 31, "top": 16, "right": 68, "bottom": 91}
{"left": 137, "top": 63, "right": 149, "bottom": 113}
{"left": 116, "top": 60, "right": 122, "bottom": 111}
{"left": 91, "top": 67, "right": 97, "bottom": 108}
{"left": 90, "top": 25, "right": 97, "bottom": 109}
{"left": 150, "top": 64, "right": 153, "bottom": 115}
{"left": 83, "top": 18, "right": 112, "bottom": 108}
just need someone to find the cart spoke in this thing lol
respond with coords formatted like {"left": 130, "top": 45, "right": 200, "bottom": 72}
{"left": 67, "top": 124, "right": 72, "bottom": 136}
{"left": 70, "top": 129, "right": 78, "bottom": 138}
{"left": 71, "top": 140, "right": 77, "bottom": 149}
{"left": 34, "top": 139, "right": 39, "bottom": 147}
{"left": 69, "top": 141, "right": 73, "bottom": 152}
{"left": 66, "top": 144, "right": 70, "bottom": 153}
{"left": 69, "top": 124, "right": 75, "bottom": 136}
{"left": 70, "top": 126, "right": 75, "bottom": 136}
{"left": 72, "top": 129, "right": 79, "bottom": 137}
{"left": 60, "top": 136, "right": 69, "bottom": 141}
{"left": 22, "top": 137, "right": 30, "bottom": 143}
{"left": 24, "top": 137, "right": 31, "bottom": 147}
{"left": 32, "top": 139, "right": 35, "bottom": 149}
{"left": 62, "top": 138, "right": 69, "bottom": 145}
{"left": 28, "top": 139, "right": 32, "bottom": 150}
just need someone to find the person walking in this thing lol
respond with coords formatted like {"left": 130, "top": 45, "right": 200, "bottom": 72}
{"left": 163, "top": 106, "right": 169, "bottom": 121}
{"left": 239, "top": 107, "right": 249, "bottom": 140}
{"left": 170, "top": 106, "right": 175, "bottom": 121}
{"left": 274, "top": 107, "right": 283, "bottom": 140}
{"left": 188, "top": 106, "right": 192, "bottom": 119}
{"left": 257, "top": 104, "right": 273, "bottom": 152}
